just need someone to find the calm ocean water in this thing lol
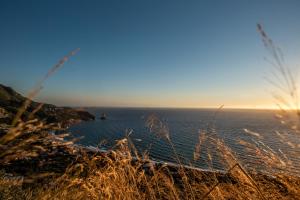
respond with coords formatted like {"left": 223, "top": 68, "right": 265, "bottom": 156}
{"left": 69, "top": 108, "right": 300, "bottom": 174}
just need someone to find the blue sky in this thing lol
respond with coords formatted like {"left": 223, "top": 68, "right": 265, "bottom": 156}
{"left": 1, "top": 0, "right": 300, "bottom": 108}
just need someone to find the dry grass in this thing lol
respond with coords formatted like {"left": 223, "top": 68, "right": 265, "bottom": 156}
{"left": 256, "top": 23, "right": 300, "bottom": 173}
{"left": 1, "top": 107, "right": 299, "bottom": 199}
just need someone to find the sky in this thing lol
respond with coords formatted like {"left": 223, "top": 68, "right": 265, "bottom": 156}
{"left": 1, "top": 0, "right": 300, "bottom": 109}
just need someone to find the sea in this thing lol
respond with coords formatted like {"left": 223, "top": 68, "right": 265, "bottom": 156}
{"left": 68, "top": 108, "right": 300, "bottom": 175}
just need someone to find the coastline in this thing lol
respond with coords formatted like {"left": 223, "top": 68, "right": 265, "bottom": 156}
{"left": 1, "top": 131, "right": 300, "bottom": 199}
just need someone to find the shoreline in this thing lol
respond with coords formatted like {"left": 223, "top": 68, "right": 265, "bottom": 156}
{"left": 1, "top": 126, "right": 300, "bottom": 199}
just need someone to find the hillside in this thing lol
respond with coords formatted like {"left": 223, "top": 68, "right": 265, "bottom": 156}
{"left": 0, "top": 84, "right": 95, "bottom": 126}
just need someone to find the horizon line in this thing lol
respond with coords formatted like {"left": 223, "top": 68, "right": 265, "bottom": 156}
{"left": 70, "top": 105, "right": 282, "bottom": 111}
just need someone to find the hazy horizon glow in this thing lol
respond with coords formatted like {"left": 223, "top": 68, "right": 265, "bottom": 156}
{"left": 1, "top": 0, "right": 300, "bottom": 109}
